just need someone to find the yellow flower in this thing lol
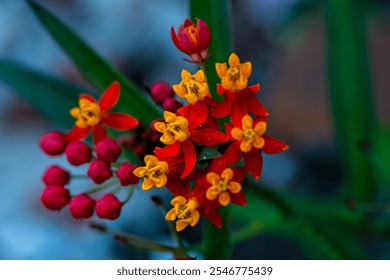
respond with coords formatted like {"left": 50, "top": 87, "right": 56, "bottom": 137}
{"left": 215, "top": 53, "right": 252, "bottom": 91}
{"left": 133, "top": 155, "right": 168, "bottom": 190}
{"left": 206, "top": 168, "right": 242, "bottom": 206}
{"left": 70, "top": 98, "right": 101, "bottom": 128}
{"left": 165, "top": 196, "right": 200, "bottom": 231}
{"left": 173, "top": 69, "right": 210, "bottom": 104}
{"left": 231, "top": 114, "right": 266, "bottom": 153}
{"left": 154, "top": 111, "right": 189, "bottom": 145}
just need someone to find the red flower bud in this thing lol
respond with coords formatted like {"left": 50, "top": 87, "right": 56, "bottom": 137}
{"left": 116, "top": 162, "right": 139, "bottom": 186}
{"left": 69, "top": 193, "right": 95, "bottom": 219}
{"left": 40, "top": 131, "right": 67, "bottom": 156}
{"left": 87, "top": 160, "right": 112, "bottom": 184}
{"left": 96, "top": 138, "right": 122, "bottom": 163}
{"left": 41, "top": 185, "right": 70, "bottom": 210}
{"left": 95, "top": 194, "right": 122, "bottom": 220}
{"left": 42, "top": 165, "right": 70, "bottom": 186}
{"left": 150, "top": 82, "right": 174, "bottom": 105}
{"left": 163, "top": 98, "right": 182, "bottom": 112}
{"left": 132, "top": 143, "right": 147, "bottom": 158}
{"left": 171, "top": 19, "right": 211, "bottom": 63}
{"left": 64, "top": 141, "right": 92, "bottom": 166}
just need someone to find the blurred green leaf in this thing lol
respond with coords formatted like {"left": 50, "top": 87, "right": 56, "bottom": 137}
{"left": 371, "top": 125, "right": 390, "bottom": 183}
{"left": 27, "top": 0, "right": 161, "bottom": 126}
{"left": 0, "top": 59, "right": 89, "bottom": 129}
{"left": 197, "top": 147, "right": 221, "bottom": 161}
{"left": 324, "top": 0, "right": 377, "bottom": 201}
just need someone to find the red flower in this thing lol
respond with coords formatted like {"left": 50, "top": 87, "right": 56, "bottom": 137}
{"left": 213, "top": 84, "right": 269, "bottom": 127}
{"left": 66, "top": 82, "right": 138, "bottom": 144}
{"left": 171, "top": 19, "right": 211, "bottom": 63}
{"left": 220, "top": 114, "right": 289, "bottom": 179}
{"left": 154, "top": 102, "right": 229, "bottom": 178}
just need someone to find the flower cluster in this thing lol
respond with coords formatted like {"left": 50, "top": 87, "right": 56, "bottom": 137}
{"left": 39, "top": 19, "right": 288, "bottom": 232}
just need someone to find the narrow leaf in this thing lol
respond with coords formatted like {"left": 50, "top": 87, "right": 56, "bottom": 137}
{"left": 27, "top": 0, "right": 161, "bottom": 125}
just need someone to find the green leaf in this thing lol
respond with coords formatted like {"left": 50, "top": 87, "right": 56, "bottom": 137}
{"left": 27, "top": 0, "right": 161, "bottom": 126}
{"left": 371, "top": 125, "right": 390, "bottom": 184}
{"left": 324, "top": 0, "right": 377, "bottom": 201}
{"left": 0, "top": 59, "right": 90, "bottom": 129}
{"left": 197, "top": 147, "right": 221, "bottom": 161}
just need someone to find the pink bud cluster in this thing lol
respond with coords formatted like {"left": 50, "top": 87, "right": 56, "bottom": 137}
{"left": 39, "top": 133, "right": 139, "bottom": 220}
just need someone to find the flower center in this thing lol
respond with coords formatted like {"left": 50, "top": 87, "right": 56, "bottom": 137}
{"left": 243, "top": 127, "right": 256, "bottom": 143}
{"left": 165, "top": 196, "right": 200, "bottom": 231}
{"left": 206, "top": 168, "right": 242, "bottom": 207}
{"left": 227, "top": 66, "right": 240, "bottom": 82}
{"left": 154, "top": 111, "right": 189, "bottom": 145}
{"left": 184, "top": 80, "right": 200, "bottom": 97}
{"left": 133, "top": 155, "right": 168, "bottom": 190}
{"left": 185, "top": 25, "right": 198, "bottom": 44}
{"left": 70, "top": 98, "right": 101, "bottom": 128}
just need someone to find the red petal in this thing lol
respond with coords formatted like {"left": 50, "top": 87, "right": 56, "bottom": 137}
{"left": 166, "top": 179, "right": 185, "bottom": 197}
{"left": 186, "top": 101, "right": 208, "bottom": 130}
{"left": 102, "top": 113, "right": 138, "bottom": 130}
{"left": 218, "top": 141, "right": 242, "bottom": 166}
{"left": 244, "top": 148, "right": 263, "bottom": 179}
{"left": 99, "top": 82, "right": 120, "bottom": 112}
{"left": 216, "top": 84, "right": 226, "bottom": 95}
{"left": 248, "top": 84, "right": 260, "bottom": 92}
{"left": 79, "top": 94, "right": 96, "bottom": 102}
{"left": 203, "top": 210, "right": 222, "bottom": 228}
{"left": 65, "top": 126, "right": 90, "bottom": 142}
{"left": 190, "top": 128, "right": 229, "bottom": 146}
{"left": 262, "top": 135, "right": 289, "bottom": 154}
{"left": 181, "top": 140, "right": 196, "bottom": 178}
{"left": 244, "top": 93, "right": 269, "bottom": 117}
{"left": 232, "top": 166, "right": 247, "bottom": 182}
{"left": 170, "top": 27, "right": 182, "bottom": 52}
{"left": 177, "top": 25, "right": 196, "bottom": 54}
{"left": 230, "top": 94, "right": 247, "bottom": 127}
{"left": 231, "top": 192, "right": 247, "bottom": 206}
{"left": 196, "top": 19, "right": 211, "bottom": 51}
{"left": 154, "top": 141, "right": 181, "bottom": 159}
{"left": 93, "top": 125, "right": 108, "bottom": 145}
{"left": 212, "top": 98, "right": 230, "bottom": 118}
{"left": 224, "top": 123, "right": 234, "bottom": 140}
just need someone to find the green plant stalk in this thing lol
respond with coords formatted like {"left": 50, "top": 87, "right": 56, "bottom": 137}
{"left": 323, "top": 0, "right": 377, "bottom": 201}
{"left": 190, "top": 0, "right": 234, "bottom": 259}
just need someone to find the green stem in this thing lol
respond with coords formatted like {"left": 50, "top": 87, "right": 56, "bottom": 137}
{"left": 84, "top": 179, "right": 117, "bottom": 194}
{"left": 323, "top": 0, "right": 377, "bottom": 201}
{"left": 202, "top": 206, "right": 232, "bottom": 259}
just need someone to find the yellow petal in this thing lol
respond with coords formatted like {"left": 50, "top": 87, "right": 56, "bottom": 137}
{"left": 206, "top": 172, "right": 220, "bottom": 184}
{"left": 228, "top": 181, "right": 242, "bottom": 194}
{"left": 206, "top": 186, "right": 219, "bottom": 200}
{"left": 231, "top": 127, "right": 244, "bottom": 140}
{"left": 240, "top": 140, "right": 252, "bottom": 153}
{"left": 253, "top": 136, "right": 265, "bottom": 150}
{"left": 215, "top": 63, "right": 227, "bottom": 78}
{"left": 176, "top": 220, "right": 189, "bottom": 232}
{"left": 218, "top": 192, "right": 231, "bottom": 206}
{"left": 221, "top": 168, "right": 234, "bottom": 181}
{"left": 190, "top": 210, "right": 200, "bottom": 226}
{"left": 228, "top": 53, "right": 240, "bottom": 67}
{"left": 142, "top": 179, "right": 154, "bottom": 190}
{"left": 254, "top": 122, "right": 267, "bottom": 135}
{"left": 165, "top": 208, "right": 177, "bottom": 221}
{"left": 181, "top": 69, "right": 192, "bottom": 82}
{"left": 242, "top": 114, "right": 253, "bottom": 129}
{"left": 240, "top": 62, "right": 252, "bottom": 78}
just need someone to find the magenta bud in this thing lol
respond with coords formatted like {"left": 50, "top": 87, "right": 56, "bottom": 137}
{"left": 87, "top": 159, "right": 112, "bottom": 184}
{"left": 150, "top": 82, "right": 174, "bottom": 105}
{"left": 95, "top": 194, "right": 122, "bottom": 220}
{"left": 42, "top": 165, "right": 70, "bottom": 186}
{"left": 116, "top": 162, "right": 139, "bottom": 186}
{"left": 64, "top": 141, "right": 92, "bottom": 166}
{"left": 69, "top": 193, "right": 95, "bottom": 219}
{"left": 163, "top": 98, "right": 182, "bottom": 112}
{"left": 96, "top": 138, "right": 122, "bottom": 163}
{"left": 40, "top": 131, "right": 67, "bottom": 156}
{"left": 41, "top": 185, "right": 70, "bottom": 211}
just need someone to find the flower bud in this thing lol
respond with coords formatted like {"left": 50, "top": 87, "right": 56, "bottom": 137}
{"left": 64, "top": 140, "right": 92, "bottom": 166}
{"left": 42, "top": 165, "right": 70, "bottom": 186}
{"left": 87, "top": 160, "right": 112, "bottom": 184}
{"left": 150, "top": 82, "right": 174, "bottom": 105}
{"left": 96, "top": 138, "right": 122, "bottom": 163}
{"left": 41, "top": 185, "right": 70, "bottom": 211}
{"left": 95, "top": 194, "right": 122, "bottom": 220}
{"left": 116, "top": 162, "right": 139, "bottom": 186}
{"left": 69, "top": 193, "right": 95, "bottom": 219}
{"left": 171, "top": 19, "right": 211, "bottom": 63}
{"left": 40, "top": 131, "right": 67, "bottom": 156}
{"left": 163, "top": 98, "right": 182, "bottom": 112}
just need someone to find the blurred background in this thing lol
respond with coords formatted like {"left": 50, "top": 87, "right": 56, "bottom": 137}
{"left": 0, "top": 0, "right": 389, "bottom": 259}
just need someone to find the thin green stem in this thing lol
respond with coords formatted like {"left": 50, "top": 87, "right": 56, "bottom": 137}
{"left": 84, "top": 179, "right": 116, "bottom": 194}
{"left": 122, "top": 186, "right": 135, "bottom": 204}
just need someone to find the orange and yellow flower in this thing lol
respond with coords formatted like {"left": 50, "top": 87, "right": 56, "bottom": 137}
{"left": 66, "top": 82, "right": 138, "bottom": 144}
